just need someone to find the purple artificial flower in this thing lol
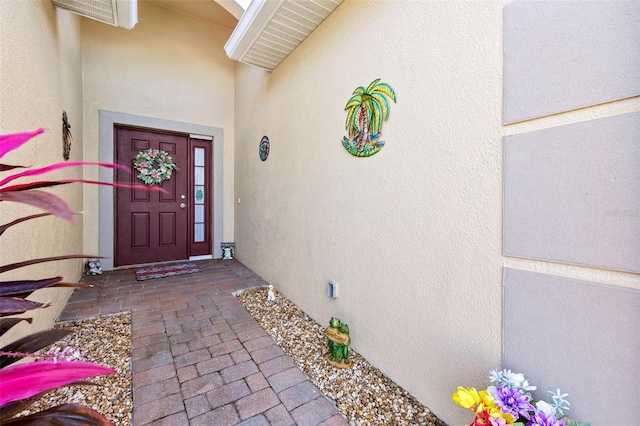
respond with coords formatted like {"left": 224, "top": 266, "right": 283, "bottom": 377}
{"left": 527, "top": 410, "right": 565, "bottom": 426}
{"left": 489, "top": 385, "right": 535, "bottom": 419}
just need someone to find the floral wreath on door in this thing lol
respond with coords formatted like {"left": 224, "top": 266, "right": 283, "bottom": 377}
{"left": 133, "top": 148, "right": 179, "bottom": 185}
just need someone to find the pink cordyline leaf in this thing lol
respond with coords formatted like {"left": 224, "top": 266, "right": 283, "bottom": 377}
{"left": 0, "top": 164, "right": 26, "bottom": 172}
{"left": 0, "top": 182, "right": 165, "bottom": 221}
{"left": 1, "top": 281, "right": 90, "bottom": 300}
{"left": 5, "top": 403, "right": 115, "bottom": 425}
{"left": 0, "top": 129, "right": 44, "bottom": 160}
{"left": 0, "top": 277, "right": 63, "bottom": 297}
{"left": 0, "top": 190, "right": 72, "bottom": 221}
{"left": 0, "top": 393, "right": 42, "bottom": 422}
{"left": 0, "top": 179, "right": 167, "bottom": 193}
{"left": 0, "top": 180, "right": 167, "bottom": 194}
{"left": 0, "top": 298, "right": 45, "bottom": 317}
{"left": 0, "top": 318, "right": 33, "bottom": 337}
{"left": 0, "top": 255, "right": 97, "bottom": 274}
{"left": 0, "top": 180, "right": 66, "bottom": 192}
{"left": 0, "top": 361, "right": 116, "bottom": 406}
{"left": 0, "top": 161, "right": 130, "bottom": 188}
{"left": 0, "top": 212, "right": 51, "bottom": 236}
{"left": 3, "top": 402, "right": 116, "bottom": 425}
{"left": 55, "top": 179, "right": 168, "bottom": 193}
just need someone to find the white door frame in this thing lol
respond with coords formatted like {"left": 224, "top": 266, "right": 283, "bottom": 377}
{"left": 98, "top": 110, "right": 224, "bottom": 270}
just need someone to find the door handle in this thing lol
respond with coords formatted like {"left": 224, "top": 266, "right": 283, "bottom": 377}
{"left": 180, "top": 203, "right": 186, "bottom": 209}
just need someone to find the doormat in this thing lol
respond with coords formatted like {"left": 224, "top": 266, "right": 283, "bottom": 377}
{"left": 135, "top": 263, "right": 201, "bottom": 281}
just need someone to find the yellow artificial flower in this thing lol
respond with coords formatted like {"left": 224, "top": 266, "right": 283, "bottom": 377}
{"left": 479, "top": 390, "right": 494, "bottom": 407}
{"left": 490, "top": 412, "right": 516, "bottom": 424}
{"left": 477, "top": 390, "right": 496, "bottom": 413}
{"left": 477, "top": 389, "right": 515, "bottom": 424}
{"left": 503, "top": 413, "right": 516, "bottom": 424}
{"left": 452, "top": 386, "right": 481, "bottom": 409}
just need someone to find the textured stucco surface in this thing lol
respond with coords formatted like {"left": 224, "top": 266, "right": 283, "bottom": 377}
{"left": 502, "top": 2, "right": 640, "bottom": 424}
{"left": 504, "top": 0, "right": 640, "bottom": 123}
{"left": 504, "top": 268, "right": 640, "bottom": 425}
{"left": 504, "top": 112, "right": 640, "bottom": 273}
{"left": 234, "top": 1, "right": 504, "bottom": 423}
{"left": 81, "top": 0, "right": 236, "bottom": 258}
{"left": 0, "top": 1, "right": 83, "bottom": 345}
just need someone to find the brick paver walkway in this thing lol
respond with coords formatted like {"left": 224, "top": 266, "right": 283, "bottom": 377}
{"left": 59, "top": 259, "right": 348, "bottom": 426}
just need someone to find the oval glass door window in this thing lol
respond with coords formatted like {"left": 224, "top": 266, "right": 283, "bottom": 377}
{"left": 195, "top": 188, "right": 204, "bottom": 202}
{"left": 259, "top": 136, "right": 270, "bottom": 161}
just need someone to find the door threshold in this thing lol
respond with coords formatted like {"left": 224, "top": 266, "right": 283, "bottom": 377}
{"left": 113, "top": 259, "right": 191, "bottom": 270}
{"left": 113, "top": 256, "right": 215, "bottom": 270}
{"left": 189, "top": 254, "right": 213, "bottom": 261}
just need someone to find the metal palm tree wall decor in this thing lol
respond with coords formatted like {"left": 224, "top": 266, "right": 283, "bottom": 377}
{"left": 342, "top": 79, "right": 397, "bottom": 157}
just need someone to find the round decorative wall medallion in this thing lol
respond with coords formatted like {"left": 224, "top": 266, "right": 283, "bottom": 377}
{"left": 259, "top": 136, "right": 270, "bottom": 161}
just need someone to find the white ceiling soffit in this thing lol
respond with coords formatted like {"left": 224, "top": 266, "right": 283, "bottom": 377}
{"left": 224, "top": 0, "right": 343, "bottom": 71}
{"left": 51, "top": 0, "right": 138, "bottom": 29}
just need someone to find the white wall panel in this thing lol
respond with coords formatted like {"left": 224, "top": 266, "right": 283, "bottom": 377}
{"left": 504, "top": 268, "right": 640, "bottom": 425}
{"left": 504, "top": 112, "right": 640, "bottom": 273}
{"left": 504, "top": 1, "right": 640, "bottom": 123}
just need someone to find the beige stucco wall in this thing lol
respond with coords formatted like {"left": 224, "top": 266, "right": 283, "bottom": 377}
{"left": 234, "top": 1, "right": 504, "bottom": 423}
{"left": 0, "top": 1, "right": 83, "bottom": 346}
{"left": 81, "top": 0, "right": 236, "bottom": 257}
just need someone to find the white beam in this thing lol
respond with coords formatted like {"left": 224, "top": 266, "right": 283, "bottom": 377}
{"left": 214, "top": 0, "right": 246, "bottom": 20}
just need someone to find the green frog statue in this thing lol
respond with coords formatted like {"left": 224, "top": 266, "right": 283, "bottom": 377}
{"left": 326, "top": 317, "right": 352, "bottom": 368}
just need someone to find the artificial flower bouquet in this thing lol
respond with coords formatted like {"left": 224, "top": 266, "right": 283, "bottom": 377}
{"left": 452, "top": 369, "right": 590, "bottom": 426}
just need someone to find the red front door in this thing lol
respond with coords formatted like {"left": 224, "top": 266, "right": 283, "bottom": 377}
{"left": 115, "top": 126, "right": 190, "bottom": 267}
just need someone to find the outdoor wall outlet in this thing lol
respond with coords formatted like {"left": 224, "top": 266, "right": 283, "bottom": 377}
{"left": 327, "top": 281, "right": 338, "bottom": 298}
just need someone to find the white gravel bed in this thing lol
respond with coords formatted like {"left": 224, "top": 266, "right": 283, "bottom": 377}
{"left": 236, "top": 287, "right": 447, "bottom": 426}
{"left": 18, "top": 312, "right": 133, "bottom": 425}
